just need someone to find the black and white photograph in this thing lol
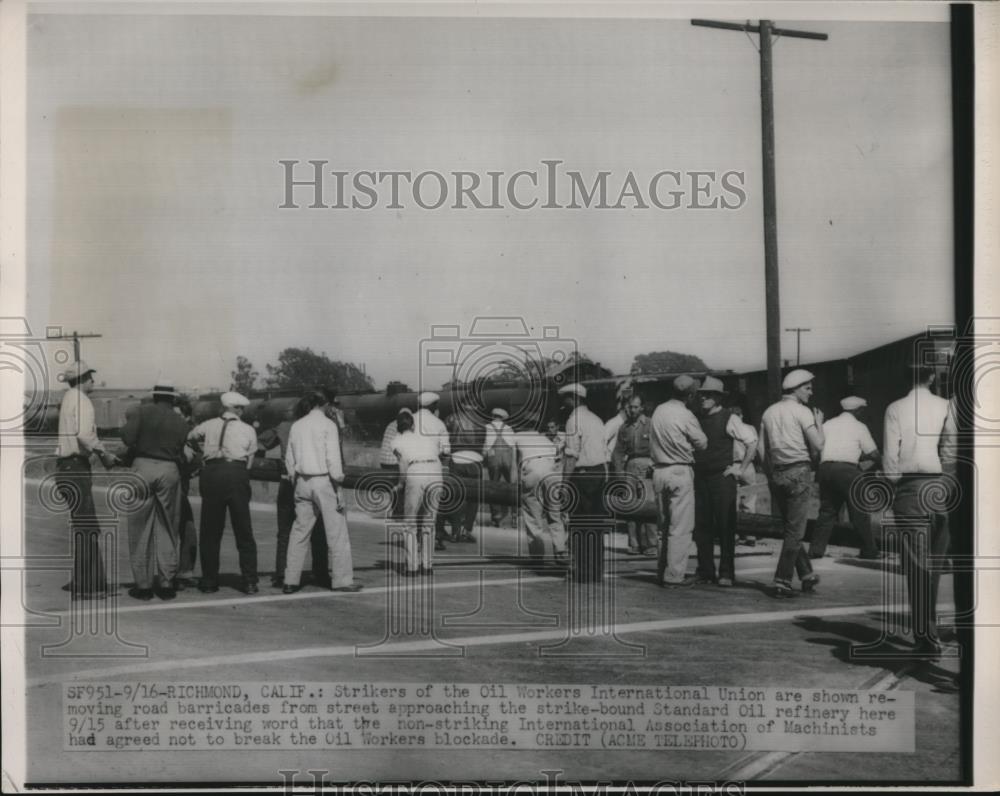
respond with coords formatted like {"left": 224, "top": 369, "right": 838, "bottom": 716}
{"left": 0, "top": 0, "right": 996, "bottom": 791}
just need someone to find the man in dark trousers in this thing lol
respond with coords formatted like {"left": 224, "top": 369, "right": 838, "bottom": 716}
{"left": 808, "top": 396, "right": 883, "bottom": 560}
{"left": 693, "top": 377, "right": 758, "bottom": 587}
{"left": 55, "top": 360, "right": 119, "bottom": 600}
{"left": 560, "top": 383, "right": 608, "bottom": 582}
{"left": 883, "top": 361, "right": 958, "bottom": 658}
{"left": 187, "top": 391, "right": 259, "bottom": 594}
{"left": 120, "top": 384, "right": 191, "bottom": 600}
{"left": 757, "top": 369, "right": 825, "bottom": 597}
{"left": 436, "top": 411, "right": 486, "bottom": 546}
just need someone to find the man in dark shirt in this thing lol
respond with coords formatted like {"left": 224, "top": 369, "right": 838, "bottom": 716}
{"left": 693, "top": 377, "right": 753, "bottom": 587}
{"left": 436, "top": 411, "right": 486, "bottom": 546}
{"left": 614, "top": 395, "right": 659, "bottom": 555}
{"left": 120, "top": 384, "right": 191, "bottom": 600}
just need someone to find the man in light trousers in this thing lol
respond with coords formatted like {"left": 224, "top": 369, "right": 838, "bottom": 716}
{"left": 650, "top": 376, "right": 708, "bottom": 587}
{"left": 283, "top": 391, "right": 361, "bottom": 593}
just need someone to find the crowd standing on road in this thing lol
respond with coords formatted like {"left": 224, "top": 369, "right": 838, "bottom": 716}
{"left": 52, "top": 357, "right": 959, "bottom": 658}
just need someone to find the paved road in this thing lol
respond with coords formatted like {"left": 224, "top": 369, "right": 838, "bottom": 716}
{"left": 13, "top": 478, "right": 964, "bottom": 786}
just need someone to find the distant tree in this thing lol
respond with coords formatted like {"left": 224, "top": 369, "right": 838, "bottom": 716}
{"left": 231, "top": 356, "right": 259, "bottom": 395}
{"left": 630, "top": 351, "right": 710, "bottom": 375}
{"left": 265, "top": 347, "right": 374, "bottom": 393}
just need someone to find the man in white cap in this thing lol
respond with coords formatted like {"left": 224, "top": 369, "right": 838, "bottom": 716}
{"left": 415, "top": 392, "right": 451, "bottom": 460}
{"left": 187, "top": 391, "right": 259, "bottom": 594}
{"left": 120, "top": 384, "right": 191, "bottom": 600}
{"left": 55, "top": 360, "right": 118, "bottom": 599}
{"left": 283, "top": 390, "right": 361, "bottom": 592}
{"left": 649, "top": 375, "right": 708, "bottom": 587}
{"left": 483, "top": 406, "right": 515, "bottom": 527}
{"left": 560, "top": 383, "right": 609, "bottom": 581}
{"left": 808, "top": 396, "right": 882, "bottom": 560}
{"left": 693, "top": 376, "right": 757, "bottom": 587}
{"left": 883, "top": 358, "right": 958, "bottom": 658}
{"left": 757, "top": 369, "right": 825, "bottom": 597}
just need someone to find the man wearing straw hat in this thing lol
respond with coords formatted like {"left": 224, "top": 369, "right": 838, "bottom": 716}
{"left": 120, "top": 383, "right": 191, "bottom": 600}
{"left": 55, "top": 360, "right": 118, "bottom": 599}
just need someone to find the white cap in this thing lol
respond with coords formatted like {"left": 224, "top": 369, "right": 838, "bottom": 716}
{"left": 840, "top": 396, "right": 867, "bottom": 411}
{"left": 418, "top": 391, "right": 440, "bottom": 407}
{"left": 782, "top": 369, "right": 815, "bottom": 391}
{"left": 61, "top": 360, "right": 96, "bottom": 383}
{"left": 221, "top": 391, "right": 250, "bottom": 408}
{"left": 558, "top": 383, "right": 587, "bottom": 398}
{"left": 491, "top": 407, "right": 509, "bottom": 419}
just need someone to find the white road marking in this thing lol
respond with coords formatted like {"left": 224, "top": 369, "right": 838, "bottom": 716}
{"left": 31, "top": 562, "right": 875, "bottom": 617}
{"left": 28, "top": 601, "right": 925, "bottom": 686}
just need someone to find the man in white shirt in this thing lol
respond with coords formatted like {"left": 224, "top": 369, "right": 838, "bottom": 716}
{"left": 55, "top": 361, "right": 118, "bottom": 599}
{"left": 188, "top": 391, "right": 260, "bottom": 594}
{"left": 560, "top": 383, "right": 609, "bottom": 582}
{"left": 393, "top": 408, "right": 445, "bottom": 576}
{"left": 513, "top": 428, "right": 567, "bottom": 563}
{"left": 649, "top": 376, "right": 708, "bottom": 587}
{"left": 883, "top": 363, "right": 958, "bottom": 657}
{"left": 283, "top": 390, "right": 361, "bottom": 593}
{"left": 483, "top": 407, "right": 514, "bottom": 527}
{"left": 757, "top": 369, "right": 825, "bottom": 597}
{"left": 808, "top": 396, "right": 882, "bottom": 560}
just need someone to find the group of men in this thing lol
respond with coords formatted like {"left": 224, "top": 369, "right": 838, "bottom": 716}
{"left": 54, "top": 357, "right": 959, "bottom": 655}
{"left": 55, "top": 361, "right": 360, "bottom": 601}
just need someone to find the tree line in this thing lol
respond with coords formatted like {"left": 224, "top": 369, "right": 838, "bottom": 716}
{"left": 231, "top": 348, "right": 710, "bottom": 396}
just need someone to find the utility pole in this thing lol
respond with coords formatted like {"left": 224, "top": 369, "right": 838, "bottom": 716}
{"left": 691, "top": 19, "right": 827, "bottom": 401}
{"left": 46, "top": 329, "right": 103, "bottom": 363}
{"left": 785, "top": 327, "right": 812, "bottom": 366}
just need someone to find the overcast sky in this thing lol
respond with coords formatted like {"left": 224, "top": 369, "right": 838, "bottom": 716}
{"left": 25, "top": 11, "right": 954, "bottom": 392}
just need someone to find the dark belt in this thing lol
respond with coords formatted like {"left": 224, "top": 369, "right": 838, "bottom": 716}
{"left": 408, "top": 459, "right": 439, "bottom": 465}
{"left": 134, "top": 454, "right": 180, "bottom": 464}
{"left": 653, "top": 462, "right": 693, "bottom": 468}
{"left": 574, "top": 464, "right": 606, "bottom": 471}
{"left": 205, "top": 458, "right": 246, "bottom": 466}
{"left": 57, "top": 453, "right": 90, "bottom": 462}
{"left": 773, "top": 461, "right": 810, "bottom": 471}
{"left": 297, "top": 472, "right": 331, "bottom": 479}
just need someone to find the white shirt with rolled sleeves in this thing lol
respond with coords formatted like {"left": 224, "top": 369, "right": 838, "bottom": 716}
{"left": 285, "top": 408, "right": 345, "bottom": 482}
{"left": 513, "top": 431, "right": 559, "bottom": 465}
{"left": 188, "top": 411, "right": 257, "bottom": 464}
{"left": 883, "top": 387, "right": 958, "bottom": 481}
{"left": 378, "top": 421, "right": 400, "bottom": 466}
{"left": 728, "top": 415, "right": 758, "bottom": 464}
{"left": 392, "top": 430, "right": 443, "bottom": 473}
{"left": 563, "top": 405, "right": 607, "bottom": 467}
{"left": 757, "top": 396, "right": 818, "bottom": 467}
{"left": 414, "top": 409, "right": 450, "bottom": 459}
{"left": 820, "top": 412, "right": 878, "bottom": 465}
{"left": 56, "top": 387, "right": 106, "bottom": 457}
{"left": 603, "top": 412, "right": 626, "bottom": 464}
